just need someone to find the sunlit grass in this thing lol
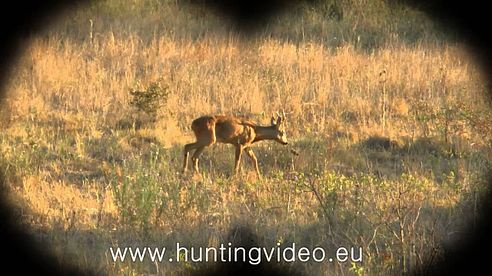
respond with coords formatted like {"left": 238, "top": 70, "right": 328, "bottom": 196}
{"left": 1, "top": 0, "right": 491, "bottom": 274}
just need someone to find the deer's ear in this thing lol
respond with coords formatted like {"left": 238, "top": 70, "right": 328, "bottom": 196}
{"left": 271, "top": 116, "right": 277, "bottom": 126}
{"left": 277, "top": 116, "right": 283, "bottom": 125}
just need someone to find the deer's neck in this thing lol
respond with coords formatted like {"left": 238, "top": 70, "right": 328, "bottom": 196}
{"left": 253, "top": 125, "right": 277, "bottom": 142}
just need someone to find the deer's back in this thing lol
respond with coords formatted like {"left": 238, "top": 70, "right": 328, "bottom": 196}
{"left": 192, "top": 115, "right": 256, "bottom": 144}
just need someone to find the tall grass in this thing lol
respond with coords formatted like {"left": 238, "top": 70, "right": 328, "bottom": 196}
{"left": 8, "top": 32, "right": 488, "bottom": 144}
{"left": 1, "top": 0, "right": 491, "bottom": 274}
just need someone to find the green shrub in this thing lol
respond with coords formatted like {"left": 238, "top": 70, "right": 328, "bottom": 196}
{"left": 129, "top": 80, "right": 169, "bottom": 123}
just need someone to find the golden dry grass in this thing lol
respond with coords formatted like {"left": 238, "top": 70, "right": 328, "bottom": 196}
{"left": 7, "top": 34, "right": 487, "bottom": 140}
{"left": 1, "top": 1, "right": 491, "bottom": 275}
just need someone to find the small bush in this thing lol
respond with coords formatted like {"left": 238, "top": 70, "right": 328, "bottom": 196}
{"left": 129, "top": 80, "right": 169, "bottom": 123}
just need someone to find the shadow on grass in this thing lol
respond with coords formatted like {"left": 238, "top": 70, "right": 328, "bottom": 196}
{"left": 354, "top": 135, "right": 488, "bottom": 183}
{"left": 171, "top": 134, "right": 490, "bottom": 185}
{"left": 269, "top": 134, "right": 489, "bottom": 184}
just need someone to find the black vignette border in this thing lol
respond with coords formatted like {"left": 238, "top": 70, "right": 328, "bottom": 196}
{"left": 1, "top": 0, "right": 492, "bottom": 275}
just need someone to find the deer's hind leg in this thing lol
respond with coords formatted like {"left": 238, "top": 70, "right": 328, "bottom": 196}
{"left": 184, "top": 117, "right": 217, "bottom": 175}
{"left": 183, "top": 142, "right": 200, "bottom": 174}
{"left": 191, "top": 146, "right": 206, "bottom": 174}
{"left": 188, "top": 134, "right": 217, "bottom": 176}
{"left": 184, "top": 141, "right": 212, "bottom": 175}
{"left": 184, "top": 142, "right": 212, "bottom": 175}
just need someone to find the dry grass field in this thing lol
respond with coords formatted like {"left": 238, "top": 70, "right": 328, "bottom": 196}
{"left": 1, "top": 0, "right": 491, "bottom": 274}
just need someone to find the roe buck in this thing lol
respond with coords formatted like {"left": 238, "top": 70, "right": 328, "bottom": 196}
{"left": 183, "top": 113, "right": 289, "bottom": 178}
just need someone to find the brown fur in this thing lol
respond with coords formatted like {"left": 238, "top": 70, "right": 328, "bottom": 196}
{"left": 183, "top": 115, "right": 288, "bottom": 177}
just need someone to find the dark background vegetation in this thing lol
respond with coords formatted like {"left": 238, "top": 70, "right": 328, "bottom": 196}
{"left": 1, "top": 0, "right": 492, "bottom": 275}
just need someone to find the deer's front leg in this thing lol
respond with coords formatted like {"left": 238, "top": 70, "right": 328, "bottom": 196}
{"left": 234, "top": 144, "right": 244, "bottom": 176}
{"left": 245, "top": 147, "right": 261, "bottom": 179}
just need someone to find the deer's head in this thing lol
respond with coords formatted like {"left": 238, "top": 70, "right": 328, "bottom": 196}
{"left": 271, "top": 114, "right": 288, "bottom": 145}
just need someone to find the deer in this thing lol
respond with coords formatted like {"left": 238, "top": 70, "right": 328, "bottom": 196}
{"left": 182, "top": 112, "right": 289, "bottom": 178}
